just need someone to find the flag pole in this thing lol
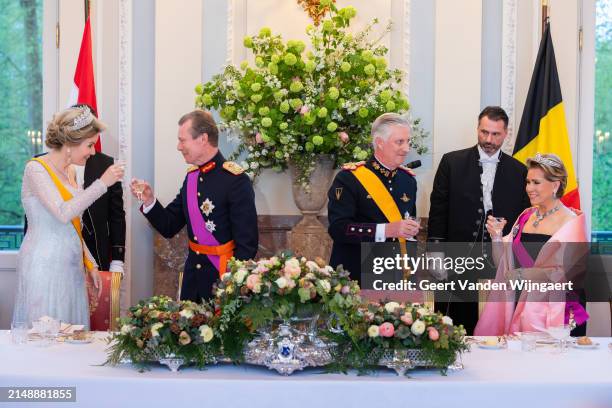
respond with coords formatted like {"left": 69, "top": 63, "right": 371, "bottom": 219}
{"left": 84, "top": 0, "right": 90, "bottom": 21}
{"left": 541, "top": 0, "right": 549, "bottom": 34}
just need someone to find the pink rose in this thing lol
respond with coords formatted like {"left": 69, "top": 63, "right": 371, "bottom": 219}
{"left": 338, "top": 132, "right": 349, "bottom": 143}
{"left": 341, "top": 285, "right": 351, "bottom": 295}
{"left": 428, "top": 327, "right": 439, "bottom": 341}
{"left": 255, "top": 132, "right": 264, "bottom": 144}
{"left": 400, "top": 314, "right": 413, "bottom": 325}
{"left": 300, "top": 106, "right": 310, "bottom": 115}
{"left": 283, "top": 258, "right": 302, "bottom": 279}
{"left": 379, "top": 322, "right": 395, "bottom": 337}
{"left": 246, "top": 274, "right": 262, "bottom": 292}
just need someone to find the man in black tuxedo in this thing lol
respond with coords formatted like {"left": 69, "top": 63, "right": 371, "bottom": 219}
{"left": 427, "top": 106, "right": 530, "bottom": 334}
{"left": 81, "top": 151, "right": 126, "bottom": 273}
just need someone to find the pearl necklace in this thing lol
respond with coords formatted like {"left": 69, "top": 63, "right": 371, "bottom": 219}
{"left": 533, "top": 204, "right": 560, "bottom": 228}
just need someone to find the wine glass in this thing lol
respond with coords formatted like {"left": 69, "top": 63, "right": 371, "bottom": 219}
{"left": 132, "top": 179, "right": 146, "bottom": 202}
{"left": 492, "top": 216, "right": 506, "bottom": 239}
{"left": 547, "top": 325, "right": 571, "bottom": 353}
{"left": 404, "top": 211, "right": 421, "bottom": 242}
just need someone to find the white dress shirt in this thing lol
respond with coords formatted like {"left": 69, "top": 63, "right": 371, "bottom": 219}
{"left": 477, "top": 145, "right": 501, "bottom": 214}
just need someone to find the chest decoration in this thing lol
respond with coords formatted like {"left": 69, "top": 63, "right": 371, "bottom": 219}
{"left": 205, "top": 220, "right": 217, "bottom": 233}
{"left": 401, "top": 193, "right": 410, "bottom": 202}
{"left": 200, "top": 198, "right": 215, "bottom": 217}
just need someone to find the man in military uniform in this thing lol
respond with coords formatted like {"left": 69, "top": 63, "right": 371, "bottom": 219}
{"left": 131, "top": 110, "right": 258, "bottom": 302}
{"left": 327, "top": 113, "right": 420, "bottom": 283}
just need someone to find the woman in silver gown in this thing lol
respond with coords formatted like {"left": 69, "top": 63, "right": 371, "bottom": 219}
{"left": 12, "top": 106, "right": 124, "bottom": 329}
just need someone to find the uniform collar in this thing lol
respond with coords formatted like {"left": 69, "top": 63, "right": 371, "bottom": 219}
{"left": 369, "top": 155, "right": 398, "bottom": 179}
{"left": 199, "top": 151, "right": 225, "bottom": 173}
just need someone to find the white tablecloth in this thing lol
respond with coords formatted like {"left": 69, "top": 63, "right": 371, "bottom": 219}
{"left": 0, "top": 332, "right": 611, "bottom": 408}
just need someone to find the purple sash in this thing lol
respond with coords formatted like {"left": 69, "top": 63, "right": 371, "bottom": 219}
{"left": 512, "top": 209, "right": 588, "bottom": 325}
{"left": 186, "top": 170, "right": 221, "bottom": 272}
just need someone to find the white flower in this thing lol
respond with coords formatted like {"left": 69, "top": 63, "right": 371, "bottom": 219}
{"left": 199, "top": 325, "right": 214, "bottom": 343}
{"left": 234, "top": 268, "right": 248, "bottom": 284}
{"left": 318, "top": 280, "right": 331, "bottom": 293}
{"left": 384, "top": 301, "right": 401, "bottom": 314}
{"left": 417, "top": 307, "right": 430, "bottom": 317}
{"left": 305, "top": 261, "right": 319, "bottom": 273}
{"left": 120, "top": 324, "right": 134, "bottom": 335}
{"left": 367, "top": 325, "right": 380, "bottom": 337}
{"left": 180, "top": 309, "right": 194, "bottom": 319}
{"left": 150, "top": 322, "right": 164, "bottom": 337}
{"left": 442, "top": 316, "right": 453, "bottom": 326}
{"left": 275, "top": 276, "right": 289, "bottom": 289}
{"left": 411, "top": 320, "right": 426, "bottom": 336}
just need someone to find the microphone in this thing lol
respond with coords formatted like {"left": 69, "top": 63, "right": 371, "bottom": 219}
{"left": 404, "top": 160, "right": 422, "bottom": 169}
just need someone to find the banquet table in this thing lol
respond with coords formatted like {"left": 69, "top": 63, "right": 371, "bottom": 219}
{"left": 0, "top": 331, "right": 610, "bottom": 408}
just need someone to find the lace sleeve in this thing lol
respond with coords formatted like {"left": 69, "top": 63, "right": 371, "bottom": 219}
{"left": 23, "top": 161, "right": 108, "bottom": 224}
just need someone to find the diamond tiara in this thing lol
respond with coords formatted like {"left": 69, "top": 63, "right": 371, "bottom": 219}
{"left": 66, "top": 106, "right": 94, "bottom": 131}
{"left": 531, "top": 152, "right": 560, "bottom": 168}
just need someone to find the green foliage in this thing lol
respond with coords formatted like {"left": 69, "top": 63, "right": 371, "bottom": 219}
{"left": 0, "top": 0, "right": 42, "bottom": 228}
{"left": 593, "top": 1, "right": 612, "bottom": 231}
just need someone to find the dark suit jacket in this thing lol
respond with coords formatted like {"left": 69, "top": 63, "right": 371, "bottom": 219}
{"left": 427, "top": 145, "right": 530, "bottom": 243}
{"left": 82, "top": 152, "right": 126, "bottom": 271}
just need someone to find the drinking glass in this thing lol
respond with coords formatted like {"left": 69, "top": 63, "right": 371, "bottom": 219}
{"left": 547, "top": 325, "right": 571, "bottom": 353}
{"left": 132, "top": 179, "right": 146, "bottom": 202}
{"left": 492, "top": 216, "right": 506, "bottom": 239}
{"left": 10, "top": 321, "right": 28, "bottom": 345}
{"left": 520, "top": 332, "right": 538, "bottom": 352}
{"left": 404, "top": 212, "right": 421, "bottom": 242}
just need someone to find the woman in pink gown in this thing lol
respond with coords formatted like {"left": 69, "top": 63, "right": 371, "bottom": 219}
{"left": 474, "top": 153, "right": 589, "bottom": 336}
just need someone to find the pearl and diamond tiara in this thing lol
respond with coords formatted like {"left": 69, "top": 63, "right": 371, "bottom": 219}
{"left": 66, "top": 106, "right": 95, "bottom": 131}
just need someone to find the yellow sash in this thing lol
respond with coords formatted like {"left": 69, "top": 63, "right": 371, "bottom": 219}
{"left": 351, "top": 166, "right": 407, "bottom": 256}
{"left": 31, "top": 158, "right": 95, "bottom": 271}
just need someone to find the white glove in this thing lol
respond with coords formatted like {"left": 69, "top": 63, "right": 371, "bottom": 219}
{"left": 109, "top": 260, "right": 125, "bottom": 274}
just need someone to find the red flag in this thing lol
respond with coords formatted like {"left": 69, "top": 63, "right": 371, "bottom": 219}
{"left": 69, "top": 17, "right": 101, "bottom": 152}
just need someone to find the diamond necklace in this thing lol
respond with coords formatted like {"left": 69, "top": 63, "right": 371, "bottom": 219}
{"left": 533, "top": 204, "right": 560, "bottom": 228}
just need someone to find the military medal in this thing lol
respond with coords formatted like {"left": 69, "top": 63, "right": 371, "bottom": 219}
{"left": 200, "top": 198, "right": 215, "bottom": 216}
{"left": 205, "top": 220, "right": 216, "bottom": 233}
{"left": 401, "top": 193, "right": 410, "bottom": 202}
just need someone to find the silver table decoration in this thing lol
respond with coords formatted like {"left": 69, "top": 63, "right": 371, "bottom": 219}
{"left": 378, "top": 348, "right": 464, "bottom": 376}
{"left": 243, "top": 316, "right": 336, "bottom": 375}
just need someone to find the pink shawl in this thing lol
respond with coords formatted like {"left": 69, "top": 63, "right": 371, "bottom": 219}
{"left": 474, "top": 208, "right": 587, "bottom": 335}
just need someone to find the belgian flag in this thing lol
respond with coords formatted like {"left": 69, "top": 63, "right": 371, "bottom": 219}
{"left": 513, "top": 21, "right": 580, "bottom": 209}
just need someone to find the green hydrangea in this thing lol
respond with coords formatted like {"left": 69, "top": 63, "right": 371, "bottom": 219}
{"left": 379, "top": 89, "right": 392, "bottom": 102}
{"left": 284, "top": 53, "right": 297, "bottom": 66}
{"left": 385, "top": 101, "right": 396, "bottom": 111}
{"left": 268, "top": 63, "right": 279, "bottom": 75}
{"left": 290, "top": 81, "right": 303, "bottom": 93}
{"left": 322, "top": 20, "right": 334, "bottom": 33}
{"left": 259, "top": 27, "right": 272, "bottom": 37}
{"left": 317, "top": 107, "right": 328, "bottom": 118}
{"left": 258, "top": 106, "right": 270, "bottom": 116}
{"left": 279, "top": 122, "right": 288, "bottom": 130}
{"left": 328, "top": 87, "right": 339, "bottom": 99}
{"left": 279, "top": 101, "right": 290, "bottom": 113}
{"left": 195, "top": 84, "right": 203, "bottom": 94}
{"left": 251, "top": 94, "right": 262, "bottom": 103}
{"left": 240, "top": 61, "right": 249, "bottom": 70}
{"left": 358, "top": 107, "right": 369, "bottom": 118}
{"left": 304, "top": 61, "right": 316, "bottom": 73}
{"left": 340, "top": 62, "right": 351, "bottom": 72}
{"left": 305, "top": 142, "right": 314, "bottom": 152}
{"left": 255, "top": 57, "right": 265, "bottom": 67}
{"left": 290, "top": 98, "right": 303, "bottom": 110}
{"left": 250, "top": 83, "right": 261, "bottom": 92}
{"left": 364, "top": 64, "right": 376, "bottom": 76}
{"left": 201, "top": 94, "right": 213, "bottom": 106}
{"left": 312, "top": 135, "right": 324, "bottom": 145}
{"left": 261, "top": 117, "right": 272, "bottom": 127}
{"left": 243, "top": 36, "right": 253, "bottom": 48}
{"left": 327, "top": 122, "right": 338, "bottom": 132}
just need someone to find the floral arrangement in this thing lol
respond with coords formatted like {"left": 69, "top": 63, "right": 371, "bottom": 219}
{"left": 328, "top": 301, "right": 469, "bottom": 374}
{"left": 195, "top": 1, "right": 428, "bottom": 186}
{"left": 105, "top": 296, "right": 220, "bottom": 370}
{"left": 214, "top": 252, "right": 361, "bottom": 360}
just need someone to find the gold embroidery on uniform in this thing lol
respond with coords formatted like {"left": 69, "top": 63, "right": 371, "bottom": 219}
{"left": 335, "top": 187, "right": 343, "bottom": 200}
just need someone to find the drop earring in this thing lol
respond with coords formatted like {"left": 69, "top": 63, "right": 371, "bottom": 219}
{"left": 66, "top": 148, "right": 71, "bottom": 164}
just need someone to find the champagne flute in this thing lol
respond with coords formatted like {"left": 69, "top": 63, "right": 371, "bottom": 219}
{"left": 492, "top": 216, "right": 506, "bottom": 240}
{"left": 132, "top": 179, "right": 146, "bottom": 202}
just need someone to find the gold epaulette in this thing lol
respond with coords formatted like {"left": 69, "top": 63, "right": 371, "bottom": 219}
{"left": 399, "top": 165, "right": 416, "bottom": 176}
{"left": 341, "top": 161, "right": 365, "bottom": 171}
{"left": 186, "top": 165, "right": 199, "bottom": 173}
{"left": 222, "top": 161, "right": 244, "bottom": 175}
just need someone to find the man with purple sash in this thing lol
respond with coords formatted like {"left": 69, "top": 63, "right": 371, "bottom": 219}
{"left": 131, "top": 110, "right": 258, "bottom": 302}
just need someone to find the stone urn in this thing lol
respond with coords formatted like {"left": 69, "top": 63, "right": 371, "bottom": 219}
{"left": 287, "top": 155, "right": 335, "bottom": 261}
